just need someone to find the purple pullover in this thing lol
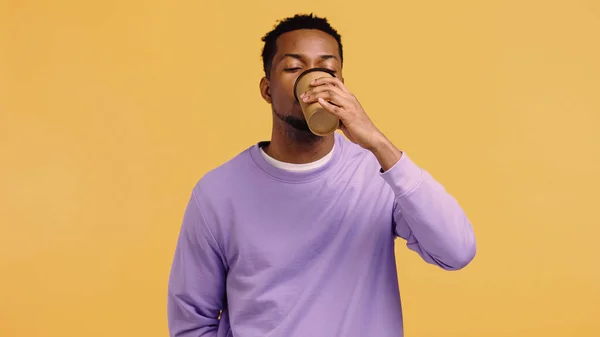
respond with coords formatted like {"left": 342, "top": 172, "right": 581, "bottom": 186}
{"left": 167, "top": 133, "right": 476, "bottom": 337}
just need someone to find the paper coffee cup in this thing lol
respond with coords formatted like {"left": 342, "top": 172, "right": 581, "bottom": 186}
{"left": 293, "top": 68, "right": 340, "bottom": 136}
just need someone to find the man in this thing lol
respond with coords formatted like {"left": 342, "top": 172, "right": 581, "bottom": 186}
{"left": 167, "top": 13, "right": 476, "bottom": 337}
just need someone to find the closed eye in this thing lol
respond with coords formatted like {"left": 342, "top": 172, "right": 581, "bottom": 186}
{"left": 284, "top": 67, "right": 337, "bottom": 74}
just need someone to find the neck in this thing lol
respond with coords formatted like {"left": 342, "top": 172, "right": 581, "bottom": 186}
{"left": 264, "top": 123, "right": 335, "bottom": 164}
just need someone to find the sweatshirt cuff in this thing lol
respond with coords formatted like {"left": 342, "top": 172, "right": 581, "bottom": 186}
{"left": 379, "top": 153, "right": 423, "bottom": 196}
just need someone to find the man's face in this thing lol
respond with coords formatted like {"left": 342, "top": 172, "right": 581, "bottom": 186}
{"left": 260, "top": 29, "right": 343, "bottom": 132}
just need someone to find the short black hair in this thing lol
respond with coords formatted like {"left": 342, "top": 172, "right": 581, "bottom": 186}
{"left": 261, "top": 13, "right": 343, "bottom": 78}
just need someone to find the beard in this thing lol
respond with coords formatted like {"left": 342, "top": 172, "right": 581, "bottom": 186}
{"left": 273, "top": 105, "right": 312, "bottom": 132}
{"left": 276, "top": 112, "right": 310, "bottom": 131}
{"left": 273, "top": 106, "right": 323, "bottom": 143}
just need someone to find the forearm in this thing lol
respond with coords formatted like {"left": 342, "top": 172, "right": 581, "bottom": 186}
{"left": 168, "top": 301, "right": 219, "bottom": 337}
{"left": 395, "top": 171, "right": 476, "bottom": 270}
{"left": 379, "top": 149, "right": 476, "bottom": 270}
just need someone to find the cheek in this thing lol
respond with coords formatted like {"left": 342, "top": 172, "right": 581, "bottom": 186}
{"left": 272, "top": 81, "right": 296, "bottom": 103}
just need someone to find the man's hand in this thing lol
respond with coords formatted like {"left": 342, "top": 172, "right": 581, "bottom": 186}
{"left": 299, "top": 76, "right": 403, "bottom": 171}
{"left": 299, "top": 76, "right": 380, "bottom": 150}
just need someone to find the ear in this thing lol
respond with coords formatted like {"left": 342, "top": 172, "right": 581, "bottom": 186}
{"left": 259, "top": 77, "right": 272, "bottom": 103}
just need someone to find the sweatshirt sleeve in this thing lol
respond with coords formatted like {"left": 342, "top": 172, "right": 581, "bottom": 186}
{"left": 380, "top": 153, "right": 476, "bottom": 270}
{"left": 167, "top": 191, "right": 227, "bottom": 337}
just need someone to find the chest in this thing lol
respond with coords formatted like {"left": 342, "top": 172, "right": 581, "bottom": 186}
{"left": 222, "top": 175, "right": 395, "bottom": 278}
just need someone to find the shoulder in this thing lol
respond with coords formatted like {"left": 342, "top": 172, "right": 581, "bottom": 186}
{"left": 190, "top": 144, "right": 257, "bottom": 206}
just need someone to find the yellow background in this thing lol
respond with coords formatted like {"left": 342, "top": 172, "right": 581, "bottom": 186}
{"left": 2, "top": 0, "right": 599, "bottom": 336}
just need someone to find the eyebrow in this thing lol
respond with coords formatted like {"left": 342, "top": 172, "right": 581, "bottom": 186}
{"left": 282, "top": 53, "right": 339, "bottom": 62}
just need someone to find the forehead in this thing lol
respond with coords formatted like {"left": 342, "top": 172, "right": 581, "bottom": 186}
{"left": 274, "top": 29, "right": 340, "bottom": 59}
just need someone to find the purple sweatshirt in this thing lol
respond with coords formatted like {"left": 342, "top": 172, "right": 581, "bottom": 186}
{"left": 167, "top": 133, "right": 476, "bottom": 337}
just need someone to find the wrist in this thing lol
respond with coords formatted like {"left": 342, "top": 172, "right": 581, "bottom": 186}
{"left": 368, "top": 133, "right": 403, "bottom": 172}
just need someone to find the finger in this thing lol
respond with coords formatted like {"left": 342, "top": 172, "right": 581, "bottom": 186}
{"left": 302, "top": 89, "right": 346, "bottom": 107}
{"left": 317, "top": 97, "right": 345, "bottom": 117}
{"left": 302, "top": 83, "right": 347, "bottom": 100}
{"left": 310, "top": 76, "right": 350, "bottom": 93}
